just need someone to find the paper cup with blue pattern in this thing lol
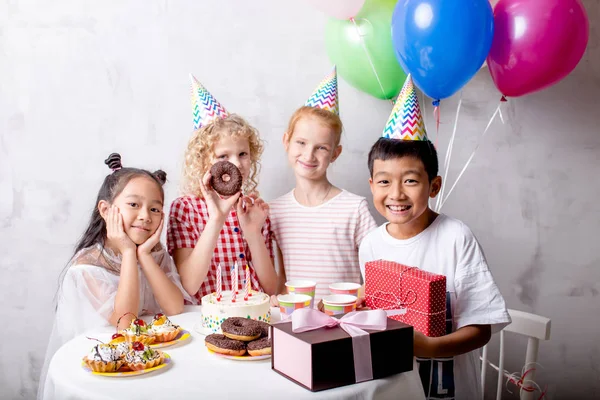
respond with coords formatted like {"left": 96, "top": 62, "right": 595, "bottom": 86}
{"left": 277, "top": 294, "right": 313, "bottom": 319}
{"left": 285, "top": 280, "right": 317, "bottom": 308}
{"left": 322, "top": 294, "right": 358, "bottom": 316}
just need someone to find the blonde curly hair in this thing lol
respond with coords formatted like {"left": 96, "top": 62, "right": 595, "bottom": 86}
{"left": 182, "top": 114, "right": 263, "bottom": 198}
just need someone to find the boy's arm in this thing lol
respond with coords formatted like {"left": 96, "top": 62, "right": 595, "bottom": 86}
{"left": 414, "top": 324, "right": 492, "bottom": 358}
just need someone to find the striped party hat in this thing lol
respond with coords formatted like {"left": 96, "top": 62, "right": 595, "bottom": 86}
{"left": 304, "top": 66, "right": 339, "bottom": 115}
{"left": 190, "top": 74, "right": 229, "bottom": 130}
{"left": 382, "top": 75, "right": 426, "bottom": 141}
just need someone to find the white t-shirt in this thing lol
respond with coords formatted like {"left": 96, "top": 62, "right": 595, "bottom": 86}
{"left": 359, "top": 214, "right": 511, "bottom": 400}
{"left": 270, "top": 189, "right": 377, "bottom": 300}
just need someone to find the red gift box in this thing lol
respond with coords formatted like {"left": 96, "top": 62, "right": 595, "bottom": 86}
{"left": 364, "top": 260, "right": 447, "bottom": 337}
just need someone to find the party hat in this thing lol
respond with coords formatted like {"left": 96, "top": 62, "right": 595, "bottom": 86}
{"left": 382, "top": 75, "right": 426, "bottom": 141}
{"left": 304, "top": 66, "right": 339, "bottom": 115}
{"left": 190, "top": 74, "right": 229, "bottom": 129}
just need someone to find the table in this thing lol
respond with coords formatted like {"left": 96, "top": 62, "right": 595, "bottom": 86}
{"left": 43, "top": 306, "right": 425, "bottom": 400}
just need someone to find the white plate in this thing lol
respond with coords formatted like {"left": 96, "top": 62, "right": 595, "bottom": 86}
{"left": 193, "top": 322, "right": 219, "bottom": 336}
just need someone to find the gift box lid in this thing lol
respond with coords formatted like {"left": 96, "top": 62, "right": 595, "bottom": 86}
{"left": 367, "top": 260, "right": 446, "bottom": 282}
{"left": 272, "top": 315, "right": 413, "bottom": 342}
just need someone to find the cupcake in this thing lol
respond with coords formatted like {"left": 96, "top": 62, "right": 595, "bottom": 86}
{"left": 149, "top": 313, "right": 182, "bottom": 342}
{"left": 109, "top": 333, "right": 130, "bottom": 358}
{"left": 121, "top": 318, "right": 155, "bottom": 345}
{"left": 125, "top": 341, "right": 164, "bottom": 371}
{"left": 82, "top": 343, "right": 125, "bottom": 373}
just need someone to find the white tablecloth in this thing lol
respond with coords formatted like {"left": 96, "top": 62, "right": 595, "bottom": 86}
{"left": 44, "top": 306, "right": 425, "bottom": 400}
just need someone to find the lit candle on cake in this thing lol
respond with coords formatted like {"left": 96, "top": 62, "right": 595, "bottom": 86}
{"left": 231, "top": 263, "right": 238, "bottom": 302}
{"left": 247, "top": 264, "right": 253, "bottom": 296}
{"left": 244, "top": 265, "right": 250, "bottom": 301}
{"left": 216, "top": 263, "right": 222, "bottom": 301}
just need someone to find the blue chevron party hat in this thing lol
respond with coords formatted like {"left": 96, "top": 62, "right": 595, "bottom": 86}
{"left": 304, "top": 66, "right": 339, "bottom": 115}
{"left": 190, "top": 74, "right": 229, "bottom": 130}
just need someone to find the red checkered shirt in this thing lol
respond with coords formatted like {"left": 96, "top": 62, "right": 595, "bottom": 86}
{"left": 167, "top": 195, "right": 274, "bottom": 304}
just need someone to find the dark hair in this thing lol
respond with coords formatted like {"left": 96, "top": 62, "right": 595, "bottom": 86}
{"left": 55, "top": 153, "right": 167, "bottom": 306}
{"left": 72, "top": 153, "right": 167, "bottom": 255}
{"left": 367, "top": 138, "right": 439, "bottom": 182}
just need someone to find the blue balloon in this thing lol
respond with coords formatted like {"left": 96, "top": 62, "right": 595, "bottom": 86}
{"left": 391, "top": 0, "right": 494, "bottom": 101}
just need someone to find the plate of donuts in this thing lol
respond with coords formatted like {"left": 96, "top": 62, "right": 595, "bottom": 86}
{"left": 204, "top": 317, "right": 271, "bottom": 361}
{"left": 206, "top": 348, "right": 271, "bottom": 361}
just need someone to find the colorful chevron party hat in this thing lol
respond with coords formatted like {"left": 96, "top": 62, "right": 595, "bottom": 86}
{"left": 190, "top": 74, "right": 229, "bottom": 130}
{"left": 382, "top": 75, "right": 427, "bottom": 141}
{"left": 304, "top": 66, "right": 339, "bottom": 115}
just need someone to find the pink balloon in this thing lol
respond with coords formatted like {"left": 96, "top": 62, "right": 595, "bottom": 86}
{"left": 304, "top": 0, "right": 366, "bottom": 20}
{"left": 487, "top": 0, "right": 589, "bottom": 98}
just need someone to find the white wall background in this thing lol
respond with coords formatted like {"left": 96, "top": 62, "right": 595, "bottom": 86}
{"left": 1, "top": 1, "right": 598, "bottom": 399}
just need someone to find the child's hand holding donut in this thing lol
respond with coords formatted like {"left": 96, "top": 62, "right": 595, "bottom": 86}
{"left": 137, "top": 213, "right": 164, "bottom": 258}
{"left": 200, "top": 170, "right": 241, "bottom": 222}
{"left": 106, "top": 205, "right": 136, "bottom": 256}
{"left": 237, "top": 194, "right": 268, "bottom": 234}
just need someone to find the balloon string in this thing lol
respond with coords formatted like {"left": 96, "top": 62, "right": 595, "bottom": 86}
{"left": 481, "top": 359, "right": 548, "bottom": 400}
{"left": 435, "top": 94, "right": 462, "bottom": 212}
{"left": 433, "top": 102, "right": 441, "bottom": 135}
{"left": 350, "top": 17, "right": 393, "bottom": 105}
{"left": 438, "top": 101, "right": 502, "bottom": 211}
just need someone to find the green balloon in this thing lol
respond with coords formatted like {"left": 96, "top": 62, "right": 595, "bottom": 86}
{"left": 325, "top": 0, "right": 407, "bottom": 100}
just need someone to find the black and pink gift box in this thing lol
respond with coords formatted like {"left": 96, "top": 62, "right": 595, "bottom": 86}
{"left": 271, "top": 309, "right": 413, "bottom": 392}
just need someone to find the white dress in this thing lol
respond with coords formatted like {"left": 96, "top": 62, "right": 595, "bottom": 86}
{"left": 38, "top": 243, "right": 193, "bottom": 400}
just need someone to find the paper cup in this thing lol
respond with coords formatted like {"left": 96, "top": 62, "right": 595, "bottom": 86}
{"left": 277, "top": 294, "right": 312, "bottom": 319}
{"left": 329, "top": 282, "right": 361, "bottom": 297}
{"left": 322, "top": 294, "right": 358, "bottom": 316}
{"left": 285, "top": 280, "right": 317, "bottom": 308}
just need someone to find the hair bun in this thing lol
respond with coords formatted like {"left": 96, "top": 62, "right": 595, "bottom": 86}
{"left": 153, "top": 170, "right": 167, "bottom": 185}
{"left": 104, "top": 153, "right": 122, "bottom": 171}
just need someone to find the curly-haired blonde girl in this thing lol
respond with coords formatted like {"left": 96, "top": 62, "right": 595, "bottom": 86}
{"left": 167, "top": 114, "right": 277, "bottom": 303}
{"left": 181, "top": 114, "right": 263, "bottom": 197}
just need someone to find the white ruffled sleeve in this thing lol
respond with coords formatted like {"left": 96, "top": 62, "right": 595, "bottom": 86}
{"left": 148, "top": 247, "right": 196, "bottom": 306}
{"left": 38, "top": 264, "right": 119, "bottom": 400}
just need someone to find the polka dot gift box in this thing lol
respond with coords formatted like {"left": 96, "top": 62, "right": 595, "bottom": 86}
{"left": 364, "top": 260, "right": 446, "bottom": 337}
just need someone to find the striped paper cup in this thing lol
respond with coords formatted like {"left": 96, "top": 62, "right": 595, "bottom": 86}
{"left": 285, "top": 280, "right": 317, "bottom": 308}
{"left": 322, "top": 294, "right": 358, "bottom": 316}
{"left": 329, "top": 282, "right": 361, "bottom": 297}
{"left": 277, "top": 294, "right": 313, "bottom": 319}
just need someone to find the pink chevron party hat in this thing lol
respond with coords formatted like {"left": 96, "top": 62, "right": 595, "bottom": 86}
{"left": 304, "top": 66, "right": 339, "bottom": 115}
{"left": 190, "top": 74, "right": 229, "bottom": 129}
{"left": 382, "top": 75, "right": 426, "bottom": 141}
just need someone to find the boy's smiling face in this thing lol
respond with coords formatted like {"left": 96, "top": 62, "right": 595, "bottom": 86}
{"left": 369, "top": 156, "right": 442, "bottom": 239}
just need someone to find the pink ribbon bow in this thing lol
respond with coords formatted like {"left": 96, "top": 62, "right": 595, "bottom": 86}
{"left": 291, "top": 308, "right": 388, "bottom": 383}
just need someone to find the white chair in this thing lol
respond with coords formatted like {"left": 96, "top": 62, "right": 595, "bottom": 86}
{"left": 481, "top": 309, "right": 551, "bottom": 400}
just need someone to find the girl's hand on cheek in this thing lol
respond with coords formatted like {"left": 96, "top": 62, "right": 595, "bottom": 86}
{"left": 106, "top": 205, "right": 136, "bottom": 255}
{"left": 138, "top": 213, "right": 164, "bottom": 258}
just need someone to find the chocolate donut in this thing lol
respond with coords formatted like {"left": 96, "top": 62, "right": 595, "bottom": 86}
{"left": 221, "top": 317, "right": 262, "bottom": 341}
{"left": 247, "top": 337, "right": 271, "bottom": 356}
{"left": 205, "top": 334, "right": 247, "bottom": 356}
{"left": 209, "top": 161, "right": 242, "bottom": 196}
{"left": 255, "top": 320, "right": 271, "bottom": 338}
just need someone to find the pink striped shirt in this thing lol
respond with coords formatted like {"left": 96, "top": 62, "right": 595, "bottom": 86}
{"left": 269, "top": 190, "right": 377, "bottom": 300}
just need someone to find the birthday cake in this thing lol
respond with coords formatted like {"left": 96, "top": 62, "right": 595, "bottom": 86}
{"left": 201, "top": 290, "right": 271, "bottom": 334}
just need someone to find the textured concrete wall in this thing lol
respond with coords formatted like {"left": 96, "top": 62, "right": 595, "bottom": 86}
{"left": 1, "top": 1, "right": 598, "bottom": 398}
